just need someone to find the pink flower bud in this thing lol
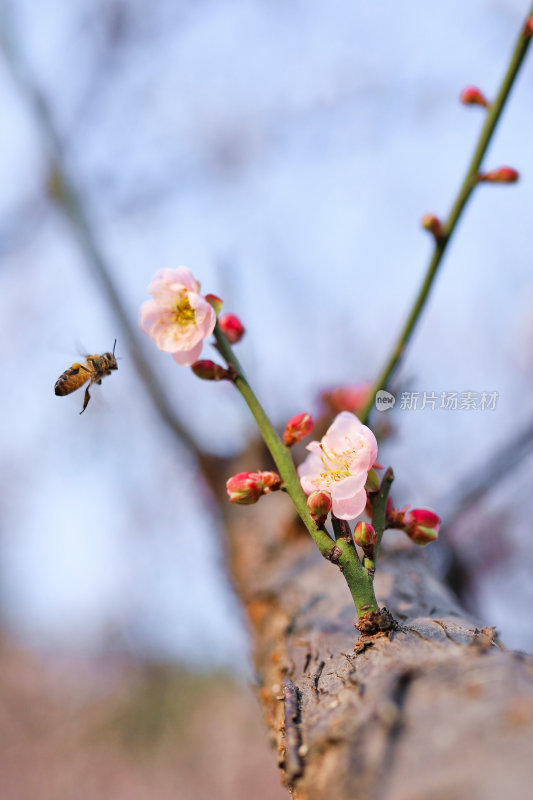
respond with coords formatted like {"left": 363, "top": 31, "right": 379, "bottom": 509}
{"left": 354, "top": 521, "right": 377, "bottom": 549}
{"left": 219, "top": 313, "right": 245, "bottom": 344}
{"left": 191, "top": 360, "right": 230, "bottom": 381}
{"left": 283, "top": 413, "right": 314, "bottom": 446}
{"left": 307, "top": 490, "right": 332, "bottom": 523}
{"left": 524, "top": 16, "right": 533, "bottom": 38}
{"left": 225, "top": 470, "right": 281, "bottom": 505}
{"left": 478, "top": 167, "right": 519, "bottom": 184}
{"left": 226, "top": 472, "right": 264, "bottom": 504}
{"left": 421, "top": 214, "right": 445, "bottom": 241}
{"left": 460, "top": 86, "right": 489, "bottom": 108}
{"left": 405, "top": 508, "right": 440, "bottom": 545}
{"left": 205, "top": 294, "right": 224, "bottom": 314}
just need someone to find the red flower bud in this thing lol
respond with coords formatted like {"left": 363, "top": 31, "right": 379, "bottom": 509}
{"left": 405, "top": 508, "right": 440, "bottom": 545}
{"left": 191, "top": 360, "right": 230, "bottom": 381}
{"left": 421, "top": 214, "right": 445, "bottom": 241}
{"left": 477, "top": 167, "right": 519, "bottom": 184}
{"left": 307, "top": 490, "right": 332, "bottom": 524}
{"left": 226, "top": 470, "right": 281, "bottom": 505}
{"left": 524, "top": 16, "right": 533, "bottom": 38}
{"left": 354, "top": 521, "right": 377, "bottom": 549}
{"left": 205, "top": 294, "right": 223, "bottom": 315}
{"left": 459, "top": 86, "right": 489, "bottom": 108}
{"left": 226, "top": 472, "right": 264, "bottom": 504}
{"left": 283, "top": 413, "right": 314, "bottom": 446}
{"left": 219, "top": 313, "right": 245, "bottom": 344}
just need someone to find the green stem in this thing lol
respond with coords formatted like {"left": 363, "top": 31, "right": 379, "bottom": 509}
{"left": 214, "top": 324, "right": 332, "bottom": 558}
{"left": 360, "top": 8, "right": 533, "bottom": 424}
{"left": 215, "top": 324, "right": 379, "bottom": 614}
{"left": 371, "top": 467, "right": 394, "bottom": 567}
{"left": 331, "top": 515, "right": 378, "bottom": 616}
{"left": 336, "top": 541, "right": 379, "bottom": 616}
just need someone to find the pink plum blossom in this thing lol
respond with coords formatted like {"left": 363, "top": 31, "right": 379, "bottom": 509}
{"left": 139, "top": 267, "right": 216, "bottom": 366}
{"left": 298, "top": 411, "right": 378, "bottom": 521}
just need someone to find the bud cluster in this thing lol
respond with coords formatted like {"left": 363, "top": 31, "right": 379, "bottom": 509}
{"left": 226, "top": 470, "right": 282, "bottom": 505}
{"left": 386, "top": 505, "right": 440, "bottom": 546}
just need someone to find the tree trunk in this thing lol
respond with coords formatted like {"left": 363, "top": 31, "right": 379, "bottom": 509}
{"left": 224, "top": 490, "right": 533, "bottom": 800}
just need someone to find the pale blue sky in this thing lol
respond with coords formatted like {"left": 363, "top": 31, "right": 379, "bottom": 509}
{"left": 1, "top": 0, "right": 532, "bottom": 665}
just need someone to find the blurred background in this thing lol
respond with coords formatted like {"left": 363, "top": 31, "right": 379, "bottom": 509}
{"left": 1, "top": 0, "right": 532, "bottom": 796}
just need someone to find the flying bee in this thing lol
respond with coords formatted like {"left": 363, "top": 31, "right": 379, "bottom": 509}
{"left": 54, "top": 340, "right": 118, "bottom": 414}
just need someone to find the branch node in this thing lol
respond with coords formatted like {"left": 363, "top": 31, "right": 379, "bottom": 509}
{"left": 354, "top": 607, "right": 399, "bottom": 652}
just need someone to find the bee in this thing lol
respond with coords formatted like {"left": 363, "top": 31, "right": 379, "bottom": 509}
{"left": 54, "top": 341, "right": 118, "bottom": 414}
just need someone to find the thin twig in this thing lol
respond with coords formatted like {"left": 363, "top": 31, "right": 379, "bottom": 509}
{"left": 361, "top": 6, "right": 533, "bottom": 424}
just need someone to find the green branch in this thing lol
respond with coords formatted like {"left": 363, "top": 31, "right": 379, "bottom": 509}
{"left": 213, "top": 324, "right": 333, "bottom": 558}
{"left": 360, "top": 6, "right": 533, "bottom": 424}
{"left": 215, "top": 324, "right": 381, "bottom": 615}
{"left": 371, "top": 468, "right": 394, "bottom": 566}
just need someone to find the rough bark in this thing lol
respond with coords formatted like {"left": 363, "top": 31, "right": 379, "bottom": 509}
{"left": 224, "top": 491, "right": 533, "bottom": 800}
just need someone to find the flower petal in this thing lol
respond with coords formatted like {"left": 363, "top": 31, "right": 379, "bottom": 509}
{"left": 297, "top": 449, "right": 326, "bottom": 495}
{"left": 139, "top": 299, "right": 164, "bottom": 336}
{"left": 147, "top": 269, "right": 185, "bottom": 306}
{"left": 331, "top": 474, "right": 367, "bottom": 501}
{"left": 331, "top": 484, "right": 368, "bottom": 520}
{"left": 172, "top": 340, "right": 203, "bottom": 366}
{"left": 346, "top": 430, "right": 378, "bottom": 474}
{"left": 176, "top": 266, "right": 201, "bottom": 293}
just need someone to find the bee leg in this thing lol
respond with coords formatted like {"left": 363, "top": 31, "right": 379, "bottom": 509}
{"left": 80, "top": 386, "right": 92, "bottom": 414}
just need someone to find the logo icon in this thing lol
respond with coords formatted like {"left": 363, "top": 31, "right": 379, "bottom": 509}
{"left": 375, "top": 390, "right": 395, "bottom": 412}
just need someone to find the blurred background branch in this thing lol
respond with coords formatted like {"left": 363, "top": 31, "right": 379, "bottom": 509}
{"left": 0, "top": 6, "right": 207, "bottom": 468}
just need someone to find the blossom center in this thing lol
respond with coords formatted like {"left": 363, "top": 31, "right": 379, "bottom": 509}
{"left": 172, "top": 293, "right": 196, "bottom": 326}
{"left": 317, "top": 440, "right": 366, "bottom": 486}
{"left": 319, "top": 446, "right": 351, "bottom": 484}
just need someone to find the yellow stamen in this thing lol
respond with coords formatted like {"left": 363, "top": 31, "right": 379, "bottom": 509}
{"left": 317, "top": 438, "right": 366, "bottom": 485}
{"left": 171, "top": 293, "right": 196, "bottom": 326}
